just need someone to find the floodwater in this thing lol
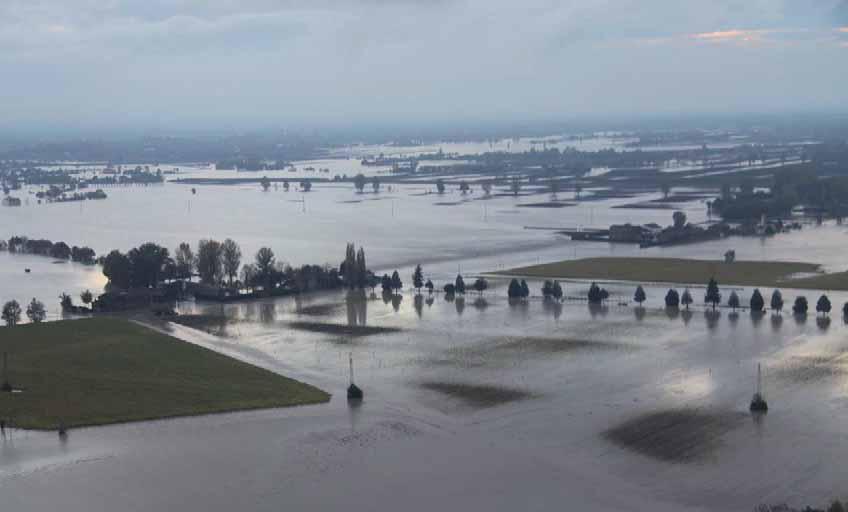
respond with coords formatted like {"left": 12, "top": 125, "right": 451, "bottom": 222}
{"left": 3, "top": 282, "right": 848, "bottom": 511}
{"left": 3, "top": 172, "right": 848, "bottom": 510}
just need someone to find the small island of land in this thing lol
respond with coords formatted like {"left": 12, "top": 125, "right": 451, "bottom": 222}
{"left": 496, "top": 257, "right": 848, "bottom": 291}
{"left": 0, "top": 318, "right": 329, "bottom": 430}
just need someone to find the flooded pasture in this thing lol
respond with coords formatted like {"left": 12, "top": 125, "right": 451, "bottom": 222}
{"left": 3, "top": 177, "right": 848, "bottom": 510}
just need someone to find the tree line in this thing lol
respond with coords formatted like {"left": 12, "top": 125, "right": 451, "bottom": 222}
{"left": 1, "top": 236, "right": 96, "bottom": 264}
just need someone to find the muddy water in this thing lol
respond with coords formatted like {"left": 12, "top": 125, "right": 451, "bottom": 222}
{"left": 4, "top": 280, "right": 848, "bottom": 511}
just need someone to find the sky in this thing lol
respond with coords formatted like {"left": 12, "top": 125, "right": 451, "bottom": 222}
{"left": 1, "top": 0, "right": 847, "bottom": 134}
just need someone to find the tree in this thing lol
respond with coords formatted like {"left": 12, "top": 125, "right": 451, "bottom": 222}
{"left": 511, "top": 176, "right": 521, "bottom": 196}
{"left": 672, "top": 210, "right": 687, "bottom": 229}
{"left": 127, "top": 243, "right": 170, "bottom": 288}
{"left": 750, "top": 289, "right": 764, "bottom": 312}
{"left": 197, "top": 239, "right": 224, "bottom": 285}
{"left": 704, "top": 278, "right": 721, "bottom": 310}
{"left": 354, "top": 173, "right": 367, "bottom": 193}
{"left": 482, "top": 181, "right": 492, "bottom": 196}
{"left": 26, "top": 298, "right": 46, "bottom": 323}
{"left": 507, "top": 279, "right": 523, "bottom": 298}
{"left": 455, "top": 274, "right": 466, "bottom": 295}
{"left": 2, "top": 300, "right": 22, "bottom": 326}
{"left": 443, "top": 283, "right": 456, "bottom": 296}
{"left": 355, "top": 247, "right": 367, "bottom": 288}
{"left": 575, "top": 183, "right": 583, "bottom": 199}
{"left": 381, "top": 274, "right": 392, "bottom": 293}
{"left": 728, "top": 291, "right": 740, "bottom": 311}
{"left": 661, "top": 182, "right": 671, "bottom": 199}
{"left": 520, "top": 280, "right": 530, "bottom": 298}
{"left": 552, "top": 281, "right": 563, "bottom": 301}
{"left": 342, "top": 243, "right": 356, "bottom": 288}
{"left": 372, "top": 177, "right": 380, "bottom": 193}
{"left": 542, "top": 280, "right": 554, "bottom": 298}
{"left": 412, "top": 265, "right": 424, "bottom": 293}
{"left": 221, "top": 238, "right": 242, "bottom": 286}
{"left": 240, "top": 264, "right": 257, "bottom": 291}
{"left": 681, "top": 288, "right": 693, "bottom": 310}
{"left": 175, "top": 242, "right": 195, "bottom": 280}
{"left": 665, "top": 289, "right": 680, "bottom": 308}
{"left": 260, "top": 176, "right": 271, "bottom": 191}
{"left": 724, "top": 250, "right": 736, "bottom": 263}
{"left": 50, "top": 241, "right": 71, "bottom": 260}
{"left": 793, "top": 296, "right": 808, "bottom": 315}
{"left": 817, "top": 294, "right": 832, "bottom": 316}
{"left": 255, "top": 247, "right": 277, "bottom": 290}
{"left": 102, "top": 250, "right": 132, "bottom": 289}
{"left": 80, "top": 290, "right": 93, "bottom": 308}
{"left": 390, "top": 270, "right": 403, "bottom": 291}
{"left": 634, "top": 285, "right": 646, "bottom": 305}
{"left": 843, "top": 302, "right": 848, "bottom": 318}
{"left": 425, "top": 279, "right": 434, "bottom": 294}
{"left": 436, "top": 179, "right": 446, "bottom": 194}
{"left": 459, "top": 181, "right": 470, "bottom": 194}
{"left": 300, "top": 181, "right": 312, "bottom": 192}
{"left": 588, "top": 282, "right": 608, "bottom": 303}
{"left": 472, "top": 277, "right": 488, "bottom": 295}
{"left": 771, "top": 290, "right": 784, "bottom": 314}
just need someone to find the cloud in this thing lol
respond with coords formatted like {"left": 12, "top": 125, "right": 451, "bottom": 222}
{"left": 0, "top": 0, "right": 846, "bottom": 131}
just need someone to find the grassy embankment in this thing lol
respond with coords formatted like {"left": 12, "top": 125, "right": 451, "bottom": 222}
{"left": 0, "top": 318, "right": 329, "bottom": 430}
{"left": 497, "top": 257, "right": 848, "bottom": 291}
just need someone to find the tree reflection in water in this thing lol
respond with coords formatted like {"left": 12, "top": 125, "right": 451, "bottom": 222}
{"left": 346, "top": 289, "right": 368, "bottom": 326}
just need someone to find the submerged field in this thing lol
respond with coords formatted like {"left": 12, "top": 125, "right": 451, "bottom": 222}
{"left": 0, "top": 318, "right": 329, "bottom": 429}
{"left": 496, "top": 257, "right": 848, "bottom": 290}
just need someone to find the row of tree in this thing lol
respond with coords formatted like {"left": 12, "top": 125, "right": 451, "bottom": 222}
{"left": 2, "top": 236, "right": 96, "bottom": 264}
{"left": 2, "top": 298, "right": 45, "bottom": 326}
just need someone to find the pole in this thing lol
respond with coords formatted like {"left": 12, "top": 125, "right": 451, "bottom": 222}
{"left": 349, "top": 352, "right": 354, "bottom": 385}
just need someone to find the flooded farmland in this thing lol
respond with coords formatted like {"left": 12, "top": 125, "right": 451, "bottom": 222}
{"left": 2, "top": 176, "right": 848, "bottom": 511}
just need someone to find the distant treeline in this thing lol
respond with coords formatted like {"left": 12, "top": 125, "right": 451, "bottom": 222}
{"left": 1, "top": 236, "right": 96, "bottom": 264}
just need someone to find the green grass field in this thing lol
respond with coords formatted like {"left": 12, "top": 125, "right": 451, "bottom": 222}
{"left": 497, "top": 257, "right": 848, "bottom": 291}
{"left": 0, "top": 318, "right": 330, "bottom": 430}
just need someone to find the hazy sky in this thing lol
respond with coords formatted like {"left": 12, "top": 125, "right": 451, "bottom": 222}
{"left": 2, "top": 0, "right": 847, "bottom": 132}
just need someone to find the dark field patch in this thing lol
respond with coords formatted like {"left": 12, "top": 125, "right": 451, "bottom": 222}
{"left": 493, "top": 336, "right": 634, "bottom": 354}
{"left": 421, "top": 337, "right": 634, "bottom": 370}
{"left": 516, "top": 201, "right": 577, "bottom": 208}
{"left": 772, "top": 355, "right": 848, "bottom": 383}
{"left": 296, "top": 303, "right": 343, "bottom": 317}
{"left": 604, "top": 409, "right": 745, "bottom": 463}
{"left": 419, "top": 381, "right": 536, "bottom": 409}
{"left": 287, "top": 321, "right": 401, "bottom": 338}
{"left": 612, "top": 202, "right": 675, "bottom": 210}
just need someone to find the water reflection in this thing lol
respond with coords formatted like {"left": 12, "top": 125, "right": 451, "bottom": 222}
{"left": 664, "top": 307, "right": 680, "bottom": 321}
{"left": 728, "top": 311, "right": 739, "bottom": 328}
{"left": 542, "top": 298, "right": 561, "bottom": 319}
{"left": 472, "top": 297, "right": 489, "bottom": 312}
{"left": 681, "top": 309, "right": 693, "bottom": 325}
{"left": 391, "top": 294, "right": 402, "bottom": 313}
{"left": 259, "top": 303, "right": 276, "bottom": 324}
{"left": 588, "top": 303, "right": 608, "bottom": 318}
{"left": 816, "top": 315, "right": 832, "bottom": 331}
{"left": 425, "top": 296, "right": 434, "bottom": 308}
{"left": 455, "top": 296, "right": 465, "bottom": 316}
{"left": 633, "top": 306, "right": 645, "bottom": 322}
{"left": 770, "top": 313, "right": 783, "bottom": 332}
{"left": 750, "top": 311, "right": 764, "bottom": 328}
{"left": 413, "top": 295, "right": 424, "bottom": 318}
{"left": 346, "top": 290, "right": 368, "bottom": 326}
{"left": 793, "top": 313, "right": 807, "bottom": 327}
{"left": 704, "top": 309, "right": 720, "bottom": 330}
